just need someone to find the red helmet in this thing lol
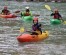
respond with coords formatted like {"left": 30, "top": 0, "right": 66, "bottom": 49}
{"left": 33, "top": 17, "right": 38, "bottom": 21}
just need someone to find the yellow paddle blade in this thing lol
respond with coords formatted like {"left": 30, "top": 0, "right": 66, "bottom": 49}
{"left": 45, "top": 31, "right": 49, "bottom": 36}
{"left": 63, "top": 21, "right": 66, "bottom": 24}
{"left": 45, "top": 5, "right": 51, "bottom": 11}
{"left": 20, "top": 27, "right": 24, "bottom": 32}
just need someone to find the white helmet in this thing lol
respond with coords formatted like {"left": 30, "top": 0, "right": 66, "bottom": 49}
{"left": 25, "top": 7, "right": 29, "bottom": 9}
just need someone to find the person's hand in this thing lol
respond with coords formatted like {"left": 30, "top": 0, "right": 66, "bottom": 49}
{"left": 60, "top": 18, "right": 64, "bottom": 22}
{"left": 60, "top": 17, "right": 64, "bottom": 22}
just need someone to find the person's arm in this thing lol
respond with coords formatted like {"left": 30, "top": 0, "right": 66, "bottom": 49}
{"left": 21, "top": 12, "right": 23, "bottom": 17}
{"left": 1, "top": 10, "right": 3, "bottom": 14}
{"left": 30, "top": 12, "right": 32, "bottom": 16}
{"left": 58, "top": 13, "right": 64, "bottom": 21}
{"left": 7, "top": 10, "right": 11, "bottom": 14}
{"left": 39, "top": 24, "right": 42, "bottom": 27}
{"left": 59, "top": 13, "right": 62, "bottom": 18}
{"left": 51, "top": 13, "right": 54, "bottom": 16}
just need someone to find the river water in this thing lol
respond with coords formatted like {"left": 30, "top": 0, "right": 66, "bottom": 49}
{"left": 0, "top": 1, "right": 66, "bottom": 55}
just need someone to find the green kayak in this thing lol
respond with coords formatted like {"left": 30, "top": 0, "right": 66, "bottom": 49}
{"left": 50, "top": 19, "right": 61, "bottom": 24}
{"left": 21, "top": 16, "right": 33, "bottom": 22}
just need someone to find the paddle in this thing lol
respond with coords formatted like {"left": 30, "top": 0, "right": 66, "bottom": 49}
{"left": 20, "top": 27, "right": 34, "bottom": 33}
{"left": 14, "top": 10, "right": 20, "bottom": 13}
{"left": 13, "top": 10, "right": 21, "bottom": 15}
{"left": 20, "top": 27, "right": 41, "bottom": 35}
{"left": 20, "top": 27, "right": 49, "bottom": 36}
{"left": 14, "top": 10, "right": 40, "bottom": 17}
{"left": 32, "top": 14, "right": 40, "bottom": 16}
{"left": 11, "top": 10, "right": 22, "bottom": 17}
{"left": 44, "top": 5, "right": 53, "bottom": 16}
{"left": 20, "top": 27, "right": 25, "bottom": 33}
{"left": 19, "top": 27, "right": 26, "bottom": 36}
{"left": 45, "top": 5, "right": 53, "bottom": 12}
{"left": 63, "top": 21, "right": 66, "bottom": 24}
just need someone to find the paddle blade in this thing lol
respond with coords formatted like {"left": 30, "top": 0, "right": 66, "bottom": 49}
{"left": 45, "top": 31, "right": 49, "bottom": 35}
{"left": 63, "top": 21, "right": 66, "bottom": 24}
{"left": 45, "top": 5, "right": 51, "bottom": 11}
{"left": 14, "top": 10, "right": 20, "bottom": 13}
{"left": 20, "top": 27, "right": 24, "bottom": 32}
{"left": 33, "top": 14, "right": 40, "bottom": 16}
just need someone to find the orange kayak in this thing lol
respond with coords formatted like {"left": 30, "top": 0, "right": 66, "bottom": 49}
{"left": 17, "top": 31, "right": 49, "bottom": 42}
{"left": 0, "top": 14, "right": 17, "bottom": 18}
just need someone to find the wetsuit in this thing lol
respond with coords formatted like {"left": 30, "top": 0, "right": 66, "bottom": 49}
{"left": 31, "top": 23, "right": 42, "bottom": 35}
{"left": 24, "top": 12, "right": 31, "bottom": 16}
{"left": 51, "top": 13, "right": 62, "bottom": 20}
{"left": 21, "top": 12, "right": 31, "bottom": 17}
{"left": 2, "top": 9, "right": 10, "bottom": 15}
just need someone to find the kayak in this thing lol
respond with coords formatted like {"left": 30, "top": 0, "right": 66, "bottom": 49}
{"left": 0, "top": 14, "right": 17, "bottom": 18}
{"left": 17, "top": 31, "right": 49, "bottom": 42}
{"left": 21, "top": 16, "right": 33, "bottom": 22}
{"left": 50, "top": 19, "right": 61, "bottom": 24}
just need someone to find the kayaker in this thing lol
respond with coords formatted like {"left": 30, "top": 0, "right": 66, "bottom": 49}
{"left": 1, "top": 6, "right": 10, "bottom": 15}
{"left": 22, "top": 7, "right": 31, "bottom": 16}
{"left": 51, "top": 9, "right": 63, "bottom": 21}
{"left": 31, "top": 17, "right": 42, "bottom": 35}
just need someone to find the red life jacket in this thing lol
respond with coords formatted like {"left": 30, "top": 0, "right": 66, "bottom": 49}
{"left": 54, "top": 13, "right": 60, "bottom": 19}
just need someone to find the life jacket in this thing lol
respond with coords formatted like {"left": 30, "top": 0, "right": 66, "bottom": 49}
{"left": 32, "top": 23, "right": 42, "bottom": 35}
{"left": 54, "top": 13, "right": 61, "bottom": 19}
{"left": 2, "top": 9, "right": 9, "bottom": 15}
{"left": 32, "top": 23, "right": 38, "bottom": 31}
{"left": 32, "top": 23, "right": 41, "bottom": 31}
{"left": 24, "top": 12, "right": 31, "bottom": 16}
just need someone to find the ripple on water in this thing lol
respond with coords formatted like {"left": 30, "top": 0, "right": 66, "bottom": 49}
{"left": 0, "top": 1, "right": 66, "bottom": 55}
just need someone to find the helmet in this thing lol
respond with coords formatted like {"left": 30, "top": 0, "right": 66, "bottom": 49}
{"left": 4, "top": 6, "right": 7, "bottom": 9}
{"left": 54, "top": 8, "right": 58, "bottom": 12}
{"left": 33, "top": 18, "right": 38, "bottom": 21}
{"left": 25, "top": 7, "right": 29, "bottom": 9}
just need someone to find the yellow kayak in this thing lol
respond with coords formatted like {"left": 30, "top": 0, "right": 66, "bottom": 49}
{"left": 17, "top": 31, "right": 49, "bottom": 42}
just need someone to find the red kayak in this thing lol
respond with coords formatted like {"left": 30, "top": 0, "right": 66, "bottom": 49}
{"left": 17, "top": 31, "right": 49, "bottom": 42}
{"left": 0, "top": 14, "right": 17, "bottom": 18}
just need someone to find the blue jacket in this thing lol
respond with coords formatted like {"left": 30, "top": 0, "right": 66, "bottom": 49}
{"left": 32, "top": 23, "right": 41, "bottom": 31}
